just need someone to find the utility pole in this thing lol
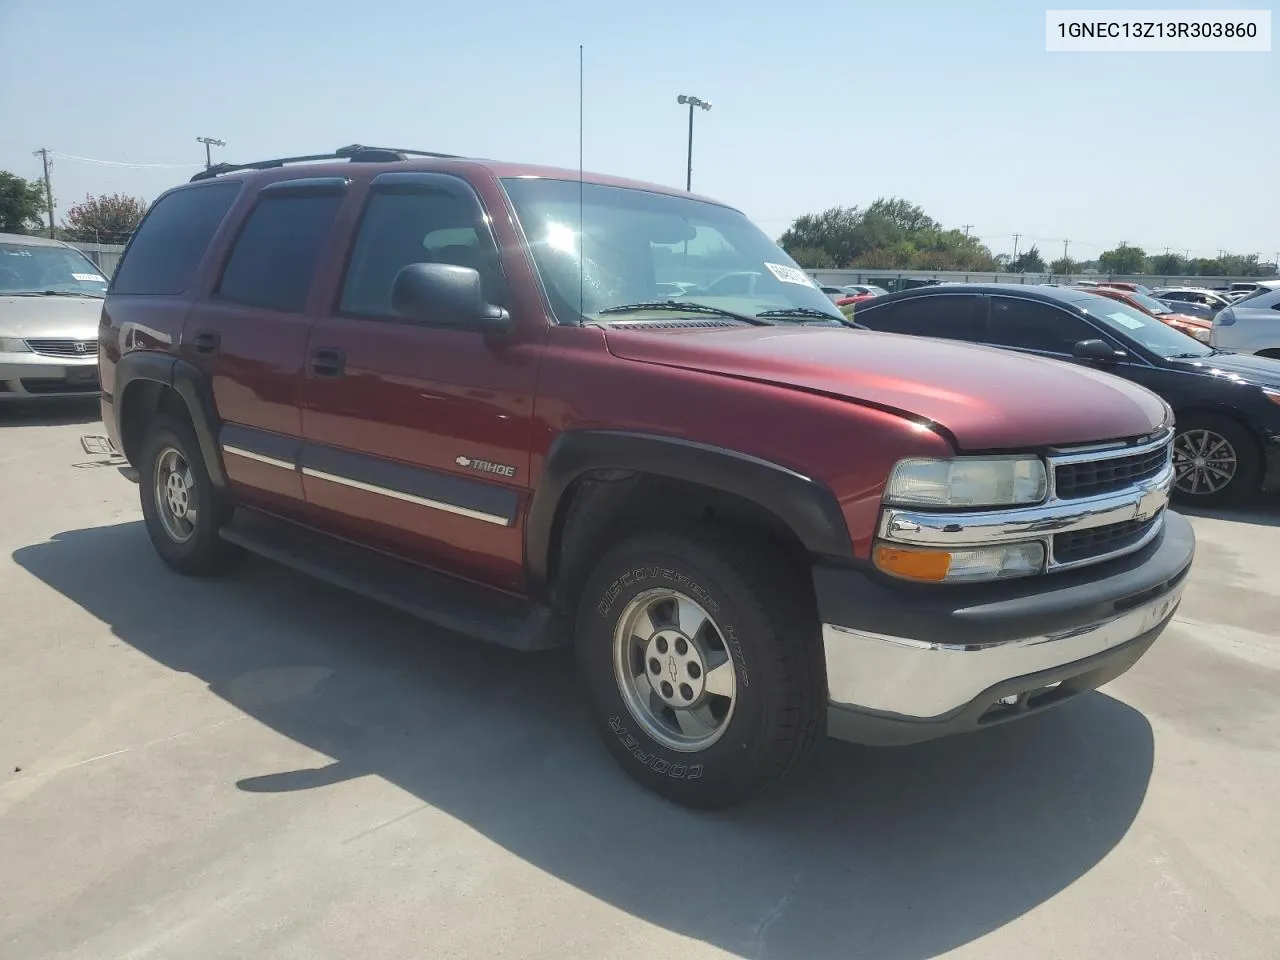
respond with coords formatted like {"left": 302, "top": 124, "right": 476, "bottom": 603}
{"left": 1062, "top": 239, "right": 1070, "bottom": 266}
{"left": 961, "top": 224, "right": 973, "bottom": 237}
{"left": 32, "top": 148, "right": 54, "bottom": 238}
{"left": 196, "top": 136, "right": 226, "bottom": 170}
{"left": 1274, "top": 252, "right": 1279, "bottom": 277}
{"left": 675, "top": 95, "right": 711, "bottom": 191}
{"left": 1011, "top": 233, "right": 1021, "bottom": 260}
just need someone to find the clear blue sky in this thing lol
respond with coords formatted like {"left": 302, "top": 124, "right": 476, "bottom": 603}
{"left": 2, "top": 0, "right": 1275, "bottom": 261}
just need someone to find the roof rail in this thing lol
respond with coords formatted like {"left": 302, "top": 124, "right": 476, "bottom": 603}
{"left": 189, "top": 144, "right": 463, "bottom": 182}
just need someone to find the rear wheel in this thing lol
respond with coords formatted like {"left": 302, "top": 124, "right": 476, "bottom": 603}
{"left": 1171, "top": 414, "right": 1260, "bottom": 507}
{"left": 575, "top": 526, "right": 824, "bottom": 808}
{"left": 138, "top": 413, "right": 238, "bottom": 575}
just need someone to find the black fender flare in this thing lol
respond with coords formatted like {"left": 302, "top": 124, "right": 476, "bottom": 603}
{"left": 113, "top": 351, "right": 226, "bottom": 490}
{"left": 525, "top": 430, "right": 854, "bottom": 596}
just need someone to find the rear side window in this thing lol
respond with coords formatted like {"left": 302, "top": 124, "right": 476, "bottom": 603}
{"left": 111, "top": 183, "right": 240, "bottom": 295}
{"left": 856, "top": 295, "right": 982, "bottom": 340}
{"left": 217, "top": 193, "right": 343, "bottom": 312}
{"left": 988, "top": 297, "right": 1098, "bottom": 353}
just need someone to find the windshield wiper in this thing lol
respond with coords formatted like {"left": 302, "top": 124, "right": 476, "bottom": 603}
{"left": 597, "top": 300, "right": 772, "bottom": 326}
{"left": 7, "top": 289, "right": 104, "bottom": 298}
{"left": 755, "top": 307, "right": 848, "bottom": 324}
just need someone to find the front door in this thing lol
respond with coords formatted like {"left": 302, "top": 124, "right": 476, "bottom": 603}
{"left": 298, "top": 172, "right": 543, "bottom": 592}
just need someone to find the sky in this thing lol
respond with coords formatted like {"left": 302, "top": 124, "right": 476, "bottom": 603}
{"left": 1, "top": 0, "right": 1275, "bottom": 261}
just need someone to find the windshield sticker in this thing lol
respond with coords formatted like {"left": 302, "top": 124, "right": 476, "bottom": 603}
{"left": 1107, "top": 311, "right": 1146, "bottom": 330}
{"left": 73, "top": 273, "right": 105, "bottom": 282}
{"left": 763, "top": 262, "right": 816, "bottom": 287}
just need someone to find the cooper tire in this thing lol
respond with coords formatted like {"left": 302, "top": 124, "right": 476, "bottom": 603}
{"left": 575, "top": 526, "right": 824, "bottom": 808}
{"left": 138, "top": 412, "right": 238, "bottom": 576}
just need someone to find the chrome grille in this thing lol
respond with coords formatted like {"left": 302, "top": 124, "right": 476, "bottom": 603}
{"left": 24, "top": 338, "right": 98, "bottom": 358}
{"left": 1053, "top": 514, "right": 1161, "bottom": 565}
{"left": 1054, "top": 444, "right": 1170, "bottom": 499}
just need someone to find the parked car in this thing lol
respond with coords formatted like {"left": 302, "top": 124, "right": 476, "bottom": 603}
{"left": 1088, "top": 286, "right": 1213, "bottom": 342}
{"left": 841, "top": 284, "right": 889, "bottom": 297}
{"left": 818, "top": 285, "right": 846, "bottom": 303}
{"left": 1097, "top": 281, "right": 1153, "bottom": 296}
{"left": 88, "top": 145, "right": 1193, "bottom": 807}
{"left": 1210, "top": 283, "right": 1280, "bottom": 357}
{"left": 0, "top": 232, "right": 108, "bottom": 401}
{"left": 852, "top": 284, "right": 1280, "bottom": 505}
{"left": 1152, "top": 287, "right": 1232, "bottom": 315}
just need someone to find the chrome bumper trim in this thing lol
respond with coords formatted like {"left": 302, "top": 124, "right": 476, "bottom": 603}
{"left": 823, "top": 579, "right": 1184, "bottom": 719}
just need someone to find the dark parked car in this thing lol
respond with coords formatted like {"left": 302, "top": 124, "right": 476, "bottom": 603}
{"left": 86, "top": 147, "right": 1193, "bottom": 807}
{"left": 853, "top": 284, "right": 1280, "bottom": 505}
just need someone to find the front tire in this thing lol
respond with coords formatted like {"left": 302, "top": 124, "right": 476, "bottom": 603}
{"left": 1171, "top": 414, "right": 1260, "bottom": 507}
{"left": 138, "top": 412, "right": 237, "bottom": 575}
{"left": 576, "top": 526, "right": 824, "bottom": 808}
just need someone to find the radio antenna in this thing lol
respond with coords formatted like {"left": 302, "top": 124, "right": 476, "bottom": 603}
{"left": 578, "top": 43, "right": 585, "bottom": 320}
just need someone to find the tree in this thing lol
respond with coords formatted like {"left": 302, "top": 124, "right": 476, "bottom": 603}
{"left": 62, "top": 192, "right": 147, "bottom": 244}
{"left": 1148, "top": 253, "right": 1184, "bottom": 275}
{"left": 786, "top": 245, "right": 836, "bottom": 269}
{"left": 1098, "top": 244, "right": 1147, "bottom": 275}
{"left": 1049, "top": 256, "right": 1078, "bottom": 274}
{"left": 0, "top": 171, "right": 48, "bottom": 234}
{"left": 1008, "top": 245, "right": 1046, "bottom": 273}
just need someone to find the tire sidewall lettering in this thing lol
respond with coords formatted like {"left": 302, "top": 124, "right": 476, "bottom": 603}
{"left": 607, "top": 715, "right": 704, "bottom": 780}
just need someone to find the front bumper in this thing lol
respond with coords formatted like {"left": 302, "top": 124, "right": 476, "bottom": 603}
{"left": 0, "top": 353, "right": 99, "bottom": 400}
{"left": 818, "top": 510, "right": 1195, "bottom": 746}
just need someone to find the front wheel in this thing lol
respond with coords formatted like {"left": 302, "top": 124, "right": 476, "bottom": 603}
{"left": 575, "top": 527, "right": 824, "bottom": 808}
{"left": 1171, "top": 414, "right": 1260, "bottom": 507}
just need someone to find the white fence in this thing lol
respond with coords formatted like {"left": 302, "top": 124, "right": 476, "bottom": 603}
{"left": 68, "top": 241, "right": 127, "bottom": 278}
{"left": 809, "top": 268, "right": 1277, "bottom": 290}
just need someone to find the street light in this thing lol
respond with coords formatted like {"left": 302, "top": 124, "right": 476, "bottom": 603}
{"left": 196, "top": 136, "right": 226, "bottom": 170}
{"left": 676, "top": 94, "right": 711, "bottom": 191}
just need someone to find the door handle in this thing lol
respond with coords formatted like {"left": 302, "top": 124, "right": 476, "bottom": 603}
{"left": 310, "top": 348, "right": 345, "bottom": 378}
{"left": 192, "top": 330, "right": 220, "bottom": 354}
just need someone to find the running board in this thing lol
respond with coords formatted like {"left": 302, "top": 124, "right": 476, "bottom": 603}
{"left": 219, "top": 509, "right": 563, "bottom": 651}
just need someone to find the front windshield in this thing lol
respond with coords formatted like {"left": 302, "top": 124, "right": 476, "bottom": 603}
{"left": 0, "top": 242, "right": 108, "bottom": 297}
{"left": 1078, "top": 294, "right": 1212, "bottom": 358}
{"left": 500, "top": 178, "right": 844, "bottom": 325}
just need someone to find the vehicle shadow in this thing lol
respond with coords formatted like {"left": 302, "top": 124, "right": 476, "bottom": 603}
{"left": 0, "top": 398, "right": 100, "bottom": 427}
{"left": 13, "top": 523, "right": 1156, "bottom": 960}
{"left": 1179, "top": 496, "right": 1280, "bottom": 528}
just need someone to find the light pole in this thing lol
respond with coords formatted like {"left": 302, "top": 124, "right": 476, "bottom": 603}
{"left": 196, "top": 136, "right": 226, "bottom": 170}
{"left": 676, "top": 95, "right": 711, "bottom": 191}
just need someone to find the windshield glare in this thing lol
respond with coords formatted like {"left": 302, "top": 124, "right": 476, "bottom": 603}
{"left": 500, "top": 178, "right": 844, "bottom": 324}
{"left": 1079, "top": 295, "right": 1211, "bottom": 358}
{"left": 0, "top": 242, "right": 108, "bottom": 297}
{"left": 1127, "top": 291, "right": 1171, "bottom": 315}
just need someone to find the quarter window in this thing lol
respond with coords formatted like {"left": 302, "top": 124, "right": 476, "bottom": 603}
{"left": 111, "top": 182, "right": 240, "bottom": 295}
{"left": 339, "top": 190, "right": 502, "bottom": 318}
{"left": 988, "top": 298, "right": 1099, "bottom": 353}
{"left": 217, "top": 193, "right": 342, "bottom": 312}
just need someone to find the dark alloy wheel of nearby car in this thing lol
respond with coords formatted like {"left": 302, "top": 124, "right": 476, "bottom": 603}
{"left": 851, "top": 284, "right": 1280, "bottom": 506}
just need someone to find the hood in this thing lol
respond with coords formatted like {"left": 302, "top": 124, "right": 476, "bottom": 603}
{"left": 1162, "top": 312, "right": 1210, "bottom": 329}
{"left": 1169, "top": 350, "right": 1280, "bottom": 388}
{"left": 0, "top": 295, "right": 103, "bottom": 338}
{"left": 603, "top": 325, "right": 1169, "bottom": 450}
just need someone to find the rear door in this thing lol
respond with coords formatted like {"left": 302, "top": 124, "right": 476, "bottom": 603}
{"left": 297, "top": 171, "right": 542, "bottom": 591}
{"left": 183, "top": 177, "right": 347, "bottom": 518}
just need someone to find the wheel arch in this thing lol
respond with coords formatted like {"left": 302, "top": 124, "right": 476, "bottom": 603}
{"left": 526, "top": 431, "right": 852, "bottom": 613}
{"left": 114, "top": 352, "right": 226, "bottom": 489}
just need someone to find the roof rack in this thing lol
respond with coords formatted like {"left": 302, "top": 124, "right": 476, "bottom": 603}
{"left": 189, "top": 144, "right": 463, "bottom": 182}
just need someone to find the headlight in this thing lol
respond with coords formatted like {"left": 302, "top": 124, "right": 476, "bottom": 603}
{"left": 0, "top": 338, "right": 31, "bottom": 353}
{"left": 884, "top": 457, "right": 1048, "bottom": 508}
{"left": 873, "top": 541, "right": 1046, "bottom": 583}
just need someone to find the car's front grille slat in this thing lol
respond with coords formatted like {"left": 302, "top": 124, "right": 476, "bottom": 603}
{"left": 1054, "top": 445, "right": 1169, "bottom": 499}
{"left": 23, "top": 338, "right": 98, "bottom": 358}
{"left": 1052, "top": 514, "right": 1161, "bottom": 565}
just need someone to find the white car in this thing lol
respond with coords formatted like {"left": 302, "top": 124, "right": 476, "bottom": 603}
{"left": 1209, "top": 282, "right": 1280, "bottom": 357}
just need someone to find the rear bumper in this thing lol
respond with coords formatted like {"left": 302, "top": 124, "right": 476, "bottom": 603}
{"left": 817, "top": 510, "right": 1195, "bottom": 746}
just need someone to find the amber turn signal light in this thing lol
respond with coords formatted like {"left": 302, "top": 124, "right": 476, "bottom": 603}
{"left": 873, "top": 544, "right": 952, "bottom": 582}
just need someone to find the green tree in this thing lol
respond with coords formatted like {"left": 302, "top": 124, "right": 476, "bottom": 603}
{"left": 1147, "top": 253, "right": 1184, "bottom": 275}
{"left": 1049, "top": 256, "right": 1078, "bottom": 274}
{"left": 1009, "top": 245, "right": 1046, "bottom": 273}
{"left": 1098, "top": 244, "right": 1147, "bottom": 274}
{"left": 785, "top": 245, "right": 836, "bottom": 269}
{"left": 0, "top": 171, "right": 48, "bottom": 234}
{"left": 778, "top": 206, "right": 863, "bottom": 267}
{"left": 63, "top": 193, "right": 147, "bottom": 244}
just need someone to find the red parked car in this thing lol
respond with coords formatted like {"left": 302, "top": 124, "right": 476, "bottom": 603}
{"left": 89, "top": 144, "right": 1194, "bottom": 807}
{"left": 1087, "top": 286, "right": 1213, "bottom": 343}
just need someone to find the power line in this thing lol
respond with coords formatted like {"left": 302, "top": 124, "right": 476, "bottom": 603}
{"left": 48, "top": 151, "right": 201, "bottom": 169}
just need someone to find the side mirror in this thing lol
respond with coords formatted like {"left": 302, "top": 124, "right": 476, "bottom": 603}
{"left": 1072, "top": 338, "right": 1126, "bottom": 363}
{"left": 391, "top": 263, "right": 511, "bottom": 333}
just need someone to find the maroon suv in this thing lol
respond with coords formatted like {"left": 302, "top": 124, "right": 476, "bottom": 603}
{"left": 92, "top": 145, "right": 1194, "bottom": 807}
